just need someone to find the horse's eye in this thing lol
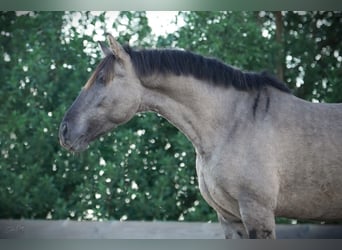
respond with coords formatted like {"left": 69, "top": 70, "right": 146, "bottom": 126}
{"left": 97, "top": 74, "right": 105, "bottom": 85}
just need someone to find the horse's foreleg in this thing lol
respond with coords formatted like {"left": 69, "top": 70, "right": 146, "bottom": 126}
{"left": 238, "top": 197, "right": 276, "bottom": 239}
{"left": 217, "top": 212, "right": 248, "bottom": 239}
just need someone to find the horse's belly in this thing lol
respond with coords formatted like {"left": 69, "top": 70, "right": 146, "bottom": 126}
{"left": 276, "top": 204, "right": 342, "bottom": 221}
{"left": 276, "top": 186, "right": 342, "bottom": 220}
{"left": 276, "top": 147, "right": 342, "bottom": 220}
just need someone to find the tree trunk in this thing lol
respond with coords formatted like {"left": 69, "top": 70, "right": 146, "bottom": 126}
{"left": 274, "top": 11, "right": 284, "bottom": 82}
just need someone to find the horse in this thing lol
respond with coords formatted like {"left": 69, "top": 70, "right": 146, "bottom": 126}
{"left": 59, "top": 33, "right": 342, "bottom": 239}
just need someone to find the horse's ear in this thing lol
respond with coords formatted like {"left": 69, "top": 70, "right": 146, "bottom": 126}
{"left": 99, "top": 41, "right": 112, "bottom": 56}
{"left": 106, "top": 33, "right": 128, "bottom": 60}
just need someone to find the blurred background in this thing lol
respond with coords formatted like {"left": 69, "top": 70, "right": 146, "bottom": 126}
{"left": 0, "top": 11, "right": 341, "bottom": 224}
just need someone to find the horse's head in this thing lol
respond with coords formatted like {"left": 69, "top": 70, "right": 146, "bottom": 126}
{"left": 59, "top": 34, "right": 142, "bottom": 152}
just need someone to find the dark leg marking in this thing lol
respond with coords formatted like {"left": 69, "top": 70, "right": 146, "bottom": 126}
{"left": 252, "top": 91, "right": 261, "bottom": 118}
{"left": 237, "top": 231, "right": 243, "bottom": 237}
{"left": 248, "top": 229, "right": 272, "bottom": 239}
{"left": 262, "top": 230, "right": 272, "bottom": 238}
{"left": 249, "top": 229, "right": 257, "bottom": 239}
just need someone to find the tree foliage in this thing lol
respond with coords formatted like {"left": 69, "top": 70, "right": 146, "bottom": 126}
{"left": 0, "top": 11, "right": 341, "bottom": 223}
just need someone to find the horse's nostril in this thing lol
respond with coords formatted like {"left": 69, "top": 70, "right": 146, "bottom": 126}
{"left": 60, "top": 122, "right": 68, "bottom": 138}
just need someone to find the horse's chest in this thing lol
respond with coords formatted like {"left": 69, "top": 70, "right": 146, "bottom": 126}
{"left": 195, "top": 154, "right": 241, "bottom": 218}
{"left": 195, "top": 154, "right": 218, "bottom": 196}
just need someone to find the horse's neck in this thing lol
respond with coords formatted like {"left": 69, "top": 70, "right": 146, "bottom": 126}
{"left": 138, "top": 74, "right": 248, "bottom": 156}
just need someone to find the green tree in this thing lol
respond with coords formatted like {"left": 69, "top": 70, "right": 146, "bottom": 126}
{"left": 0, "top": 11, "right": 215, "bottom": 222}
{"left": 0, "top": 11, "right": 98, "bottom": 218}
{"left": 283, "top": 11, "right": 342, "bottom": 102}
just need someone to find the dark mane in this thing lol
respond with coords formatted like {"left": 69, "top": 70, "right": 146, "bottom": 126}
{"left": 125, "top": 46, "right": 290, "bottom": 93}
{"left": 88, "top": 46, "right": 291, "bottom": 93}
